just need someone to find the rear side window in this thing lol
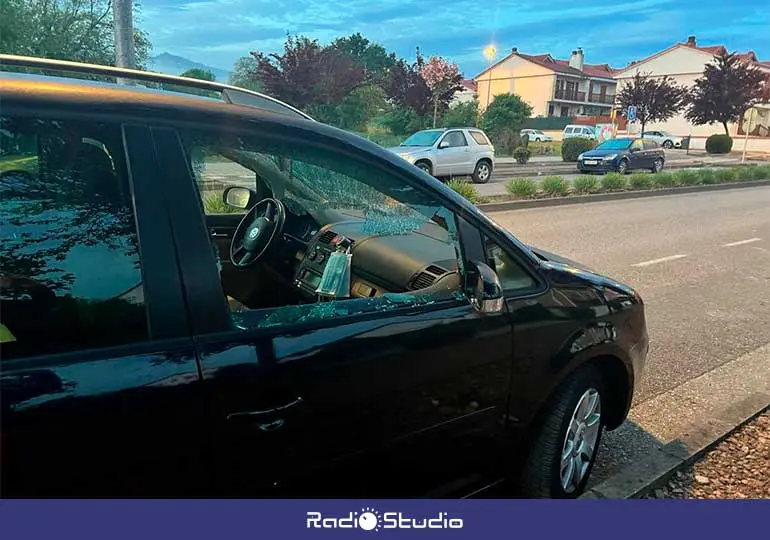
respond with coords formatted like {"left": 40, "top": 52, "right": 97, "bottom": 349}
{"left": 564, "top": 128, "right": 574, "bottom": 134}
{"left": 469, "top": 131, "right": 490, "bottom": 145}
{"left": 643, "top": 140, "right": 659, "bottom": 150}
{"left": 0, "top": 116, "right": 148, "bottom": 359}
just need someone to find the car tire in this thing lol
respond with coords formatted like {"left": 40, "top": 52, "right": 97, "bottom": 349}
{"left": 415, "top": 160, "right": 432, "bottom": 176}
{"left": 520, "top": 364, "right": 605, "bottom": 498}
{"left": 651, "top": 158, "right": 664, "bottom": 173}
{"left": 616, "top": 159, "right": 628, "bottom": 174}
{"left": 472, "top": 160, "right": 492, "bottom": 184}
{"left": 663, "top": 140, "right": 674, "bottom": 149}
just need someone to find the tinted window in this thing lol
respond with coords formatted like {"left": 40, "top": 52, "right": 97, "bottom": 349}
{"left": 643, "top": 140, "right": 659, "bottom": 150}
{"left": 565, "top": 128, "right": 575, "bottom": 134}
{"left": 469, "top": 131, "right": 489, "bottom": 145}
{"left": 0, "top": 117, "right": 148, "bottom": 359}
{"left": 441, "top": 131, "right": 468, "bottom": 147}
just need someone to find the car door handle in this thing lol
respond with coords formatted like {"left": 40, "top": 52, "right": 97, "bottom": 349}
{"left": 226, "top": 396, "right": 304, "bottom": 422}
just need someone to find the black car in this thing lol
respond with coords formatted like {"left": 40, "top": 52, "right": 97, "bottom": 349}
{"left": 578, "top": 137, "right": 665, "bottom": 174}
{"left": 0, "top": 56, "right": 649, "bottom": 499}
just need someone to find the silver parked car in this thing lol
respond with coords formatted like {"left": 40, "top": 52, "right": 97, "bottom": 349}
{"left": 387, "top": 128, "right": 495, "bottom": 184}
{"left": 642, "top": 130, "right": 683, "bottom": 149}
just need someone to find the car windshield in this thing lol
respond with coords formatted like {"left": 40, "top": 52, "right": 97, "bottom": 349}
{"left": 596, "top": 139, "right": 634, "bottom": 150}
{"left": 400, "top": 130, "right": 443, "bottom": 147}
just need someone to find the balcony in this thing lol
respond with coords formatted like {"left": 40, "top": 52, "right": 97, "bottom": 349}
{"left": 554, "top": 88, "right": 586, "bottom": 101}
{"left": 588, "top": 93, "right": 616, "bottom": 105}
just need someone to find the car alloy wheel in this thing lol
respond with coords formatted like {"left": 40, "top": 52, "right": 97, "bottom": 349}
{"left": 663, "top": 140, "right": 674, "bottom": 149}
{"left": 472, "top": 161, "right": 491, "bottom": 184}
{"left": 617, "top": 159, "right": 628, "bottom": 174}
{"left": 416, "top": 162, "right": 432, "bottom": 175}
{"left": 560, "top": 388, "right": 601, "bottom": 494}
{"left": 653, "top": 158, "right": 663, "bottom": 173}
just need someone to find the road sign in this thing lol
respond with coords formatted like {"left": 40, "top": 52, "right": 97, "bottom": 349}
{"left": 627, "top": 105, "right": 637, "bottom": 122}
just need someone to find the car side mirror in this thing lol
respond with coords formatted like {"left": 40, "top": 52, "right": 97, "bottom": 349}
{"left": 468, "top": 261, "right": 504, "bottom": 314}
{"left": 438, "top": 141, "right": 450, "bottom": 149}
{"left": 222, "top": 186, "right": 254, "bottom": 210}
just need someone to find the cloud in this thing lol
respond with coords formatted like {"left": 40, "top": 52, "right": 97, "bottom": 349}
{"left": 140, "top": 0, "right": 770, "bottom": 74}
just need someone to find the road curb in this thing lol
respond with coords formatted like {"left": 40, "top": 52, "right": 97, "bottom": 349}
{"left": 580, "top": 398, "right": 770, "bottom": 499}
{"left": 478, "top": 179, "right": 770, "bottom": 213}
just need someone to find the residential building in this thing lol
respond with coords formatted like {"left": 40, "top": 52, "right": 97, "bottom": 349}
{"left": 614, "top": 35, "right": 770, "bottom": 146}
{"left": 474, "top": 47, "right": 618, "bottom": 117}
{"left": 451, "top": 79, "right": 477, "bottom": 106}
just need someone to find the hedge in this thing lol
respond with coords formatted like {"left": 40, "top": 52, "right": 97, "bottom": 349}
{"left": 562, "top": 137, "right": 596, "bottom": 162}
{"left": 705, "top": 134, "right": 733, "bottom": 154}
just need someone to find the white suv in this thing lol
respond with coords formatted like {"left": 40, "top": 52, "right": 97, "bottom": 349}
{"left": 387, "top": 128, "right": 495, "bottom": 184}
{"left": 563, "top": 125, "right": 596, "bottom": 140}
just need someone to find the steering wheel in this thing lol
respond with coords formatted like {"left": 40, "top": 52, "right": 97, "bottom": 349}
{"left": 229, "top": 198, "right": 286, "bottom": 268}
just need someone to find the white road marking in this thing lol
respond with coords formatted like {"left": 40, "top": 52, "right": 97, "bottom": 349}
{"left": 631, "top": 254, "right": 688, "bottom": 267}
{"left": 722, "top": 238, "right": 761, "bottom": 247}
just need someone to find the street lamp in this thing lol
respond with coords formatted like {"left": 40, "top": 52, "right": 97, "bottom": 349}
{"left": 479, "top": 44, "right": 496, "bottom": 126}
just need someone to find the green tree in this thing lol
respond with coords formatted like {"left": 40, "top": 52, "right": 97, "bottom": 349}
{"left": 229, "top": 56, "right": 261, "bottom": 91}
{"left": 332, "top": 85, "right": 387, "bottom": 131}
{"left": 0, "top": 0, "right": 151, "bottom": 68}
{"left": 686, "top": 51, "right": 768, "bottom": 135}
{"left": 443, "top": 101, "right": 478, "bottom": 128}
{"left": 331, "top": 33, "right": 397, "bottom": 83}
{"left": 482, "top": 93, "right": 532, "bottom": 153}
{"left": 180, "top": 68, "right": 216, "bottom": 81}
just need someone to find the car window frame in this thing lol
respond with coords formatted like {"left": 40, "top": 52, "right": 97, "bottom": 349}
{"left": 439, "top": 130, "right": 468, "bottom": 148}
{"left": 0, "top": 108, "right": 191, "bottom": 363}
{"left": 146, "top": 117, "right": 496, "bottom": 340}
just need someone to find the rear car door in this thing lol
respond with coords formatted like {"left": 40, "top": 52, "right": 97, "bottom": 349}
{"left": 149, "top": 119, "right": 516, "bottom": 497}
{"left": 0, "top": 113, "right": 202, "bottom": 496}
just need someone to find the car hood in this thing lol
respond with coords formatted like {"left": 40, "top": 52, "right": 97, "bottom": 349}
{"left": 581, "top": 148, "right": 625, "bottom": 158}
{"left": 387, "top": 146, "right": 433, "bottom": 155}
{"left": 527, "top": 245, "right": 638, "bottom": 297}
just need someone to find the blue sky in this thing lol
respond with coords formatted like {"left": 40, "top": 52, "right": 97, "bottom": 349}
{"left": 140, "top": 0, "right": 770, "bottom": 78}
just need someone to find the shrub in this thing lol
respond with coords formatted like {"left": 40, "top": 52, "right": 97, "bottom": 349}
{"left": 513, "top": 146, "right": 532, "bottom": 164}
{"left": 561, "top": 137, "right": 595, "bottom": 162}
{"left": 651, "top": 172, "right": 677, "bottom": 187}
{"left": 529, "top": 142, "right": 561, "bottom": 156}
{"left": 672, "top": 170, "right": 699, "bottom": 186}
{"left": 714, "top": 167, "right": 739, "bottom": 182}
{"left": 541, "top": 176, "right": 569, "bottom": 196}
{"left": 506, "top": 178, "right": 538, "bottom": 198}
{"left": 203, "top": 192, "right": 239, "bottom": 214}
{"left": 629, "top": 172, "right": 653, "bottom": 190}
{"left": 705, "top": 134, "right": 733, "bottom": 154}
{"left": 736, "top": 166, "right": 756, "bottom": 181}
{"left": 601, "top": 172, "right": 626, "bottom": 191}
{"left": 753, "top": 164, "right": 770, "bottom": 180}
{"left": 698, "top": 169, "right": 717, "bottom": 184}
{"left": 572, "top": 175, "right": 598, "bottom": 194}
{"left": 446, "top": 179, "right": 481, "bottom": 204}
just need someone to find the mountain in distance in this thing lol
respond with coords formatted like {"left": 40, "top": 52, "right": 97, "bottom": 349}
{"left": 147, "top": 52, "right": 231, "bottom": 82}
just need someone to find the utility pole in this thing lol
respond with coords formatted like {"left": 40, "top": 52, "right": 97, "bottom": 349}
{"left": 113, "top": 0, "right": 136, "bottom": 85}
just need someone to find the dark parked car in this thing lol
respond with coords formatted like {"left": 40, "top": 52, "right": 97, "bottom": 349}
{"left": 0, "top": 56, "right": 648, "bottom": 499}
{"left": 578, "top": 137, "right": 665, "bottom": 174}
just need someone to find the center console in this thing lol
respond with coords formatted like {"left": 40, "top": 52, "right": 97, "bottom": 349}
{"left": 294, "top": 229, "right": 348, "bottom": 297}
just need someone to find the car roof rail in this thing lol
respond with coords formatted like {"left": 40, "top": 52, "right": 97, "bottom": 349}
{"left": 0, "top": 54, "right": 314, "bottom": 122}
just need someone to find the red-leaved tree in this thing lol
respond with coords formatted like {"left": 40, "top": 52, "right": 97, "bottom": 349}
{"left": 251, "top": 34, "right": 365, "bottom": 112}
{"left": 419, "top": 55, "right": 462, "bottom": 127}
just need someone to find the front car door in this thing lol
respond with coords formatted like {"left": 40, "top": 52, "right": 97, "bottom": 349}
{"left": 147, "top": 116, "right": 516, "bottom": 497}
{"left": 628, "top": 138, "right": 646, "bottom": 169}
{"left": 434, "top": 130, "right": 472, "bottom": 176}
{"left": 0, "top": 112, "right": 203, "bottom": 496}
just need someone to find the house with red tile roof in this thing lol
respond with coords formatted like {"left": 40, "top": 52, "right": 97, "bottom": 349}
{"left": 614, "top": 36, "right": 770, "bottom": 148}
{"left": 474, "top": 47, "right": 619, "bottom": 117}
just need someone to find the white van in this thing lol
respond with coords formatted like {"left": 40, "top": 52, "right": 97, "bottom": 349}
{"left": 563, "top": 125, "right": 596, "bottom": 140}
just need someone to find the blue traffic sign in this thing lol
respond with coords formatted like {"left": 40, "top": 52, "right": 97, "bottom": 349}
{"left": 627, "top": 105, "right": 637, "bottom": 122}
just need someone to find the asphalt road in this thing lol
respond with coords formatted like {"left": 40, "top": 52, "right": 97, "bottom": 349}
{"left": 488, "top": 185, "right": 770, "bottom": 487}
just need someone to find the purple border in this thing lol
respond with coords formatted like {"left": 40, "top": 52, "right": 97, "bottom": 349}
{"left": 0, "top": 499, "right": 763, "bottom": 540}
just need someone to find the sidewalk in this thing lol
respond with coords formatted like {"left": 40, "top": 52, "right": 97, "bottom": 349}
{"left": 644, "top": 411, "right": 770, "bottom": 499}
